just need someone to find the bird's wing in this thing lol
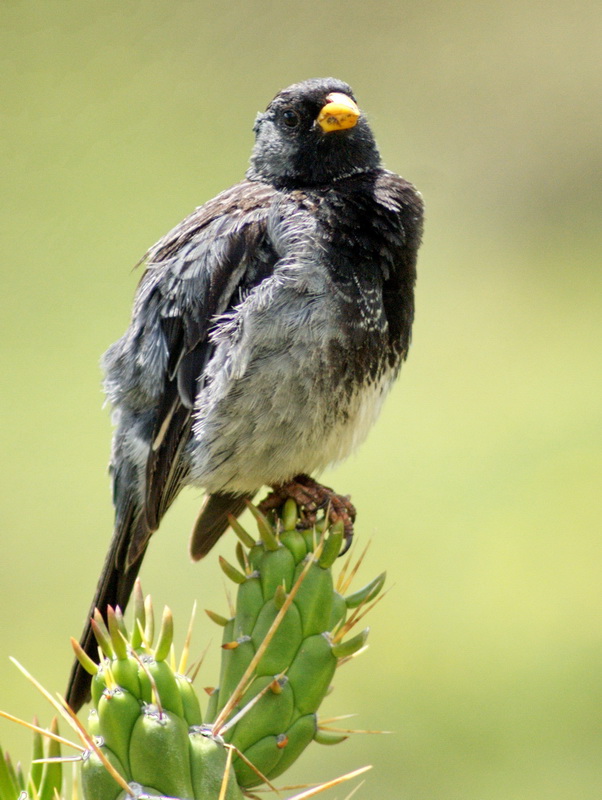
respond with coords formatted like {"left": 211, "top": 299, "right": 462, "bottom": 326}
{"left": 372, "top": 171, "right": 424, "bottom": 358}
{"left": 108, "top": 179, "right": 279, "bottom": 569}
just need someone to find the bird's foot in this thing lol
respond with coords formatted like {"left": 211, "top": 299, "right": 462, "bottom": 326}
{"left": 258, "top": 474, "right": 356, "bottom": 553}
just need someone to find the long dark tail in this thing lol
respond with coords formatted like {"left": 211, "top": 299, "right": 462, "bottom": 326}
{"left": 189, "top": 491, "right": 256, "bottom": 561}
{"left": 65, "top": 511, "right": 151, "bottom": 712}
{"left": 66, "top": 491, "right": 254, "bottom": 711}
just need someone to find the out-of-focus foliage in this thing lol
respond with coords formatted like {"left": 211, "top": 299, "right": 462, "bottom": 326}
{"left": 1, "top": 1, "right": 600, "bottom": 797}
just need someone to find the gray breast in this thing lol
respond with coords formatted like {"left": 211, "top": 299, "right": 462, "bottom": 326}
{"left": 186, "top": 197, "right": 394, "bottom": 494}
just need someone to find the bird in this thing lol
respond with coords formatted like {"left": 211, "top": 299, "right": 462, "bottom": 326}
{"left": 66, "top": 77, "right": 423, "bottom": 711}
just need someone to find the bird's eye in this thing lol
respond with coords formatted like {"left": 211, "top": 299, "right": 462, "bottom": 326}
{"left": 282, "top": 109, "right": 300, "bottom": 128}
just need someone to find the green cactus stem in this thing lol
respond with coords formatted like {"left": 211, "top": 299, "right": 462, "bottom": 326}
{"left": 2, "top": 500, "right": 384, "bottom": 800}
{"left": 205, "top": 506, "right": 385, "bottom": 790}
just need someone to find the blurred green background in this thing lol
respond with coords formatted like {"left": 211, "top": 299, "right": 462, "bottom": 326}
{"left": 1, "top": 1, "right": 601, "bottom": 796}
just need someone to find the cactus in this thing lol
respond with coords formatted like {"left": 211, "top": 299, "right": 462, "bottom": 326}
{"left": 206, "top": 500, "right": 380, "bottom": 789}
{"left": 1, "top": 500, "right": 385, "bottom": 799}
{"left": 0, "top": 716, "right": 66, "bottom": 800}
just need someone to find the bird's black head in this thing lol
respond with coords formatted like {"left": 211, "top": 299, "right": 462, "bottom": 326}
{"left": 247, "top": 78, "right": 381, "bottom": 189}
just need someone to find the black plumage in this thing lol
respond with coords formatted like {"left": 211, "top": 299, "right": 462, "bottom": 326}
{"left": 66, "top": 77, "right": 423, "bottom": 711}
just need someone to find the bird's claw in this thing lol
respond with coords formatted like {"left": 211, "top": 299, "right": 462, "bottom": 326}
{"left": 258, "top": 474, "right": 356, "bottom": 555}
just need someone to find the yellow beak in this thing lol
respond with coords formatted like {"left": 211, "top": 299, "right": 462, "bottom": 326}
{"left": 317, "top": 92, "right": 361, "bottom": 133}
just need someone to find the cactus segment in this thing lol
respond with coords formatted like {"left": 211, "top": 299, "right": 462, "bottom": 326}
{"left": 128, "top": 706, "right": 193, "bottom": 799}
{"left": 110, "top": 662, "right": 141, "bottom": 702}
{"left": 189, "top": 730, "right": 243, "bottom": 800}
{"left": 279, "top": 529, "right": 307, "bottom": 562}
{"left": 252, "top": 600, "right": 303, "bottom": 676}
{"left": 286, "top": 633, "right": 337, "bottom": 715}
{"left": 227, "top": 677, "right": 295, "bottom": 753}
{"left": 80, "top": 745, "right": 126, "bottom": 800}
{"left": 231, "top": 735, "right": 283, "bottom": 789}
{"left": 87, "top": 708, "right": 101, "bottom": 738}
{"left": 232, "top": 576, "right": 263, "bottom": 637}
{"left": 259, "top": 545, "right": 296, "bottom": 597}
{"left": 91, "top": 664, "right": 109, "bottom": 707}
{"left": 291, "top": 560, "right": 335, "bottom": 637}
{"left": 137, "top": 657, "right": 184, "bottom": 717}
{"left": 266, "top": 714, "right": 317, "bottom": 779}
{"left": 217, "top": 636, "right": 255, "bottom": 710}
{"left": 246, "top": 543, "right": 265, "bottom": 571}
{"left": 97, "top": 689, "right": 140, "bottom": 773}
{"left": 329, "top": 591, "right": 348, "bottom": 631}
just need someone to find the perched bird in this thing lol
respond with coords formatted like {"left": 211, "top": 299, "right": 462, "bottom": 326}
{"left": 67, "top": 77, "right": 423, "bottom": 711}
